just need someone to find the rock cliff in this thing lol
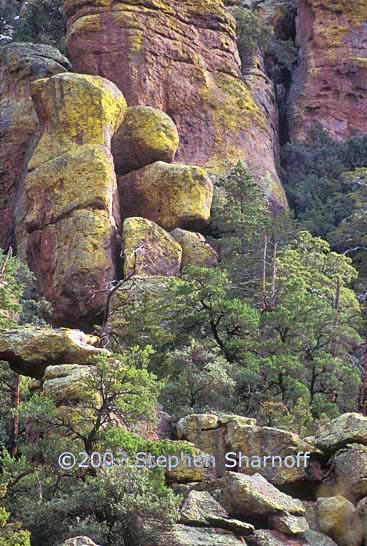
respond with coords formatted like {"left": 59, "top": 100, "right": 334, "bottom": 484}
{"left": 0, "top": 43, "right": 70, "bottom": 250}
{"left": 65, "top": 0, "right": 287, "bottom": 209}
{"left": 288, "top": 0, "right": 367, "bottom": 140}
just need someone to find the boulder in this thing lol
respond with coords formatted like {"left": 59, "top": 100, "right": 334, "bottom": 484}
{"left": 177, "top": 414, "right": 319, "bottom": 486}
{"left": 0, "top": 43, "right": 70, "bottom": 249}
{"left": 0, "top": 327, "right": 108, "bottom": 378}
{"left": 314, "top": 413, "right": 367, "bottom": 453}
{"left": 269, "top": 514, "right": 309, "bottom": 535}
{"left": 287, "top": 0, "right": 367, "bottom": 141}
{"left": 303, "top": 530, "right": 338, "bottom": 546}
{"left": 357, "top": 497, "right": 367, "bottom": 542}
{"left": 180, "top": 490, "right": 254, "bottom": 535}
{"left": 222, "top": 472, "right": 305, "bottom": 519}
{"left": 65, "top": 0, "right": 287, "bottom": 209}
{"left": 118, "top": 162, "right": 213, "bottom": 232}
{"left": 135, "top": 522, "right": 245, "bottom": 545}
{"left": 112, "top": 106, "right": 179, "bottom": 175}
{"left": 317, "top": 496, "right": 364, "bottom": 546}
{"left": 171, "top": 229, "right": 218, "bottom": 268}
{"left": 42, "top": 364, "right": 94, "bottom": 405}
{"left": 122, "top": 217, "right": 182, "bottom": 277}
{"left": 321, "top": 444, "right": 367, "bottom": 502}
{"left": 16, "top": 73, "right": 126, "bottom": 325}
{"left": 247, "top": 529, "right": 307, "bottom": 545}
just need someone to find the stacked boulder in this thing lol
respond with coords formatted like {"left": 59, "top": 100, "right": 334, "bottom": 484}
{"left": 16, "top": 73, "right": 126, "bottom": 326}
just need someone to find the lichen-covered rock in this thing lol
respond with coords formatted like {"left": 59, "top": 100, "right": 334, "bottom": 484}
{"left": 177, "top": 414, "right": 319, "bottom": 487}
{"left": 134, "top": 521, "right": 245, "bottom": 545}
{"left": 42, "top": 364, "right": 94, "bottom": 405}
{"left": 0, "top": 327, "right": 108, "bottom": 378}
{"left": 119, "top": 162, "right": 213, "bottom": 231}
{"left": 317, "top": 496, "right": 364, "bottom": 546}
{"left": 180, "top": 490, "right": 254, "bottom": 535}
{"left": 269, "top": 514, "right": 309, "bottom": 535}
{"left": 122, "top": 217, "right": 182, "bottom": 277}
{"left": 314, "top": 413, "right": 367, "bottom": 453}
{"left": 16, "top": 73, "right": 126, "bottom": 324}
{"left": 288, "top": 0, "right": 367, "bottom": 140}
{"left": 222, "top": 472, "right": 306, "bottom": 519}
{"left": 171, "top": 229, "right": 218, "bottom": 268}
{"left": 0, "top": 43, "right": 70, "bottom": 249}
{"left": 247, "top": 529, "right": 308, "bottom": 545}
{"left": 28, "top": 73, "right": 126, "bottom": 169}
{"left": 65, "top": 0, "right": 287, "bottom": 209}
{"left": 357, "top": 497, "right": 367, "bottom": 542}
{"left": 112, "top": 106, "right": 179, "bottom": 175}
{"left": 321, "top": 444, "right": 367, "bottom": 503}
{"left": 303, "top": 530, "right": 338, "bottom": 546}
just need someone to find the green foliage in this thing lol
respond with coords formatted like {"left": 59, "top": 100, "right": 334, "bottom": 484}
{"left": 13, "top": 0, "right": 65, "bottom": 52}
{"left": 6, "top": 463, "right": 178, "bottom": 546}
{"left": 0, "top": 504, "right": 30, "bottom": 546}
{"left": 0, "top": 250, "right": 50, "bottom": 328}
{"left": 230, "top": 7, "right": 273, "bottom": 63}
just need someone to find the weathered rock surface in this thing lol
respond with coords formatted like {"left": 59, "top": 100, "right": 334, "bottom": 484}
{"left": 321, "top": 444, "right": 367, "bottom": 503}
{"left": 0, "top": 327, "right": 108, "bottom": 378}
{"left": 357, "top": 497, "right": 367, "bottom": 542}
{"left": 317, "top": 496, "right": 364, "bottom": 546}
{"left": 16, "top": 73, "right": 126, "bottom": 325}
{"left": 269, "top": 514, "right": 309, "bottom": 535}
{"left": 65, "top": 0, "right": 287, "bottom": 209}
{"left": 42, "top": 364, "right": 94, "bottom": 405}
{"left": 0, "top": 43, "right": 70, "bottom": 249}
{"left": 122, "top": 217, "right": 182, "bottom": 277}
{"left": 112, "top": 106, "right": 179, "bottom": 175}
{"left": 247, "top": 529, "right": 308, "bottom": 545}
{"left": 119, "top": 162, "right": 213, "bottom": 232}
{"left": 171, "top": 229, "right": 218, "bottom": 268}
{"left": 177, "top": 413, "right": 319, "bottom": 486}
{"left": 303, "top": 530, "right": 338, "bottom": 546}
{"left": 135, "top": 521, "right": 245, "bottom": 545}
{"left": 180, "top": 490, "right": 254, "bottom": 535}
{"left": 288, "top": 0, "right": 367, "bottom": 141}
{"left": 222, "top": 472, "right": 305, "bottom": 519}
{"left": 314, "top": 413, "right": 367, "bottom": 453}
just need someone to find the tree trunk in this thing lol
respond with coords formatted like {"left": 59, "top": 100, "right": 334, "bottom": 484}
{"left": 7, "top": 373, "right": 20, "bottom": 457}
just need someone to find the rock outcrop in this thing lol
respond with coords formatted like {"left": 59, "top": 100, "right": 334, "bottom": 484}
{"left": 0, "top": 327, "right": 108, "bottom": 378}
{"left": 317, "top": 496, "right": 364, "bottom": 546}
{"left": 321, "top": 444, "right": 367, "bottom": 503}
{"left": 118, "top": 162, "right": 213, "bottom": 232}
{"left": 0, "top": 43, "right": 70, "bottom": 249}
{"left": 313, "top": 413, "right": 367, "bottom": 453}
{"left": 171, "top": 229, "right": 218, "bottom": 268}
{"left": 288, "top": 0, "right": 367, "bottom": 141}
{"left": 65, "top": 0, "right": 287, "bottom": 209}
{"left": 177, "top": 413, "right": 320, "bottom": 487}
{"left": 16, "top": 73, "right": 126, "bottom": 325}
{"left": 122, "top": 217, "right": 182, "bottom": 277}
{"left": 112, "top": 106, "right": 179, "bottom": 176}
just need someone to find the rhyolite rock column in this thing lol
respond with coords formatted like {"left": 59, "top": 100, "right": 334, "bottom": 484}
{"left": 16, "top": 73, "right": 127, "bottom": 325}
{"left": 0, "top": 43, "right": 70, "bottom": 249}
{"left": 65, "top": 0, "right": 287, "bottom": 210}
{"left": 288, "top": 0, "right": 367, "bottom": 140}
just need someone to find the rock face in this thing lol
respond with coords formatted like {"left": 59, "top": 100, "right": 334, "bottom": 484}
{"left": 177, "top": 413, "right": 320, "bottom": 487}
{"left": 42, "top": 364, "right": 94, "bottom": 405}
{"left": 119, "top": 162, "right": 213, "bottom": 232}
{"left": 321, "top": 444, "right": 367, "bottom": 503}
{"left": 16, "top": 73, "right": 126, "bottom": 325}
{"left": 65, "top": 0, "right": 287, "bottom": 209}
{"left": 171, "top": 229, "right": 219, "bottom": 268}
{"left": 313, "top": 413, "right": 367, "bottom": 453}
{"left": 0, "top": 43, "right": 70, "bottom": 249}
{"left": 288, "top": 0, "right": 367, "bottom": 141}
{"left": 135, "top": 521, "right": 245, "bottom": 545}
{"left": 122, "top": 217, "right": 182, "bottom": 277}
{"left": 317, "top": 496, "right": 364, "bottom": 546}
{"left": 112, "top": 106, "right": 179, "bottom": 175}
{"left": 222, "top": 472, "right": 306, "bottom": 519}
{"left": 0, "top": 327, "right": 108, "bottom": 378}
